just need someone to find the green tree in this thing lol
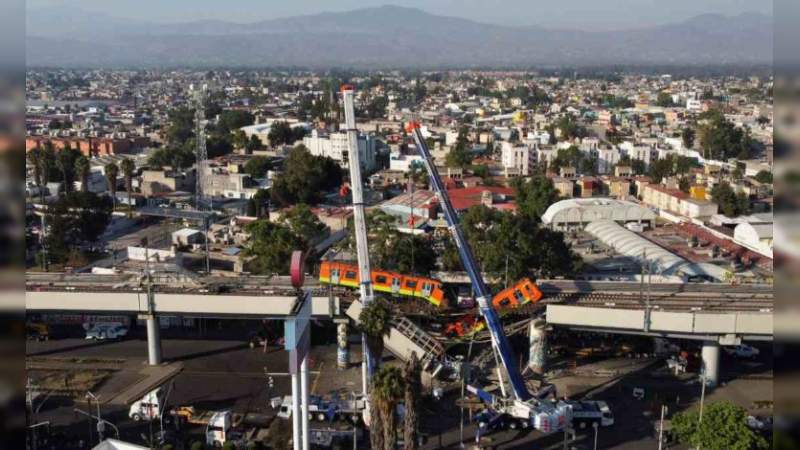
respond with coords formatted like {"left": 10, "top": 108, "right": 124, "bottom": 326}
{"left": 671, "top": 401, "right": 768, "bottom": 450}
{"left": 678, "top": 177, "right": 691, "bottom": 193}
{"left": 631, "top": 159, "right": 647, "bottom": 176}
{"left": 359, "top": 297, "right": 393, "bottom": 376}
{"left": 279, "top": 204, "right": 328, "bottom": 246}
{"left": 446, "top": 127, "right": 473, "bottom": 168}
{"left": 698, "top": 109, "right": 754, "bottom": 160}
{"left": 371, "top": 365, "right": 405, "bottom": 450}
{"left": 120, "top": 158, "right": 135, "bottom": 217}
{"left": 682, "top": 127, "right": 696, "bottom": 149}
{"left": 244, "top": 156, "right": 272, "bottom": 179}
{"left": 148, "top": 145, "right": 195, "bottom": 170}
{"left": 754, "top": 170, "right": 773, "bottom": 184}
{"left": 216, "top": 110, "right": 254, "bottom": 134}
{"left": 648, "top": 158, "right": 673, "bottom": 184}
{"left": 242, "top": 220, "right": 304, "bottom": 275}
{"left": 513, "top": 175, "right": 560, "bottom": 219}
{"left": 232, "top": 129, "right": 249, "bottom": 151}
{"left": 656, "top": 91, "right": 675, "bottom": 107}
{"left": 269, "top": 145, "right": 342, "bottom": 206}
{"left": 28, "top": 147, "right": 46, "bottom": 200}
{"left": 268, "top": 122, "right": 306, "bottom": 147}
{"left": 403, "top": 353, "right": 421, "bottom": 450}
{"left": 711, "top": 182, "right": 750, "bottom": 217}
{"left": 247, "top": 134, "right": 263, "bottom": 152}
{"left": 56, "top": 147, "right": 80, "bottom": 194}
{"left": 104, "top": 162, "right": 119, "bottom": 209}
{"left": 44, "top": 192, "right": 112, "bottom": 264}
{"left": 74, "top": 155, "right": 90, "bottom": 193}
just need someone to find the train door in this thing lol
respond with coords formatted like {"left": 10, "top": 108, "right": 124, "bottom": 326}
{"left": 330, "top": 267, "right": 340, "bottom": 284}
{"left": 421, "top": 282, "right": 433, "bottom": 298}
{"left": 391, "top": 277, "right": 401, "bottom": 294}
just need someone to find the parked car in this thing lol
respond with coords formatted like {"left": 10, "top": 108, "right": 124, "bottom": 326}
{"left": 724, "top": 344, "right": 760, "bottom": 359}
{"left": 85, "top": 324, "right": 129, "bottom": 340}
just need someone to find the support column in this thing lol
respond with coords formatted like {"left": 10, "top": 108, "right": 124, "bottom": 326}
{"left": 291, "top": 369, "right": 301, "bottom": 450}
{"left": 336, "top": 322, "right": 349, "bottom": 370}
{"left": 528, "top": 319, "right": 548, "bottom": 375}
{"left": 146, "top": 316, "right": 162, "bottom": 366}
{"left": 701, "top": 340, "right": 720, "bottom": 388}
{"left": 301, "top": 357, "right": 310, "bottom": 450}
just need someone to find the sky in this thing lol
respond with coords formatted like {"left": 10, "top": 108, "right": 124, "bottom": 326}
{"left": 26, "top": 0, "right": 773, "bottom": 31}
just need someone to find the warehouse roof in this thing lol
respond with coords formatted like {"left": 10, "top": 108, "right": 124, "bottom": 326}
{"left": 542, "top": 198, "right": 655, "bottom": 226}
{"left": 585, "top": 220, "right": 727, "bottom": 281}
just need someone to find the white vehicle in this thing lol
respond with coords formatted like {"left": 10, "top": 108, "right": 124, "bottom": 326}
{"left": 725, "top": 344, "right": 760, "bottom": 359}
{"left": 85, "top": 324, "right": 129, "bottom": 340}
{"left": 272, "top": 394, "right": 366, "bottom": 422}
{"left": 567, "top": 400, "right": 614, "bottom": 429}
{"left": 206, "top": 411, "right": 234, "bottom": 447}
{"left": 129, "top": 388, "right": 163, "bottom": 421}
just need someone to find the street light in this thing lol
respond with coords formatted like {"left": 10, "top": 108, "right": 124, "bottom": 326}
{"left": 85, "top": 391, "right": 103, "bottom": 442}
{"left": 592, "top": 421, "right": 599, "bottom": 450}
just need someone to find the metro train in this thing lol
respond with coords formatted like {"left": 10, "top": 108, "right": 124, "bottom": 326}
{"left": 319, "top": 261, "right": 544, "bottom": 310}
{"left": 319, "top": 261, "right": 447, "bottom": 307}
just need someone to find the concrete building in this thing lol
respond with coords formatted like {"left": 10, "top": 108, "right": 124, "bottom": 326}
{"left": 141, "top": 169, "right": 194, "bottom": 196}
{"left": 641, "top": 184, "right": 718, "bottom": 219}
{"left": 500, "top": 142, "right": 535, "bottom": 176}
{"left": 302, "top": 130, "right": 377, "bottom": 172}
{"left": 542, "top": 198, "right": 656, "bottom": 230}
{"left": 733, "top": 218, "right": 773, "bottom": 259}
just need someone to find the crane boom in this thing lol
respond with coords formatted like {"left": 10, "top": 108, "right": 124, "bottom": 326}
{"left": 407, "top": 123, "right": 531, "bottom": 402}
{"left": 341, "top": 86, "right": 376, "bottom": 387}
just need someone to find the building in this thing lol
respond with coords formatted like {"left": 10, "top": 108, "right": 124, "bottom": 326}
{"left": 26, "top": 136, "right": 149, "bottom": 157}
{"left": 733, "top": 222, "right": 773, "bottom": 258}
{"left": 141, "top": 169, "right": 194, "bottom": 196}
{"left": 552, "top": 177, "right": 575, "bottom": 198}
{"left": 500, "top": 142, "right": 535, "bottom": 176}
{"left": 302, "top": 130, "right": 377, "bottom": 172}
{"left": 239, "top": 120, "right": 310, "bottom": 147}
{"left": 541, "top": 198, "right": 656, "bottom": 230}
{"left": 641, "top": 184, "right": 717, "bottom": 219}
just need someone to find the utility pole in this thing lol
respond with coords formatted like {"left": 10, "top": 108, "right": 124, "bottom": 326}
{"left": 658, "top": 404, "right": 667, "bottom": 450}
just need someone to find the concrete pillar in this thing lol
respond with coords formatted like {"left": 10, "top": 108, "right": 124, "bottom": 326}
{"left": 146, "top": 316, "right": 162, "bottom": 366}
{"left": 336, "top": 322, "right": 349, "bottom": 370}
{"left": 528, "top": 319, "right": 548, "bottom": 375}
{"left": 701, "top": 340, "right": 720, "bottom": 388}
{"left": 300, "top": 357, "right": 310, "bottom": 450}
{"left": 291, "top": 368, "right": 301, "bottom": 450}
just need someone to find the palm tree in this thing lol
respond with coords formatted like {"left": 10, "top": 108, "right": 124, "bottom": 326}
{"left": 358, "top": 297, "right": 393, "bottom": 375}
{"left": 57, "top": 146, "right": 76, "bottom": 194}
{"left": 105, "top": 162, "right": 119, "bottom": 210}
{"left": 372, "top": 366, "right": 406, "bottom": 450}
{"left": 403, "top": 353, "right": 421, "bottom": 450}
{"left": 120, "top": 158, "right": 135, "bottom": 217}
{"left": 27, "top": 147, "right": 45, "bottom": 200}
{"left": 74, "top": 155, "right": 90, "bottom": 193}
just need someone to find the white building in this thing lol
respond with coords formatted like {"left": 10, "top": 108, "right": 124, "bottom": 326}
{"left": 302, "top": 130, "right": 377, "bottom": 172}
{"left": 389, "top": 150, "right": 424, "bottom": 172}
{"left": 542, "top": 198, "right": 656, "bottom": 230}
{"left": 500, "top": 142, "right": 535, "bottom": 176}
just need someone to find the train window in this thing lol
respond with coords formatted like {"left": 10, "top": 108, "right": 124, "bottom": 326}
{"left": 345, "top": 271, "right": 357, "bottom": 279}
{"left": 514, "top": 290, "right": 525, "bottom": 302}
{"left": 406, "top": 280, "right": 417, "bottom": 289}
{"left": 499, "top": 298, "right": 511, "bottom": 306}
{"left": 375, "top": 275, "right": 387, "bottom": 284}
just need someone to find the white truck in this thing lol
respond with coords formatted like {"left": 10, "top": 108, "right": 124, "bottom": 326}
{"left": 566, "top": 400, "right": 614, "bottom": 429}
{"left": 272, "top": 394, "right": 366, "bottom": 423}
{"left": 206, "top": 411, "right": 238, "bottom": 448}
{"left": 129, "top": 388, "right": 163, "bottom": 421}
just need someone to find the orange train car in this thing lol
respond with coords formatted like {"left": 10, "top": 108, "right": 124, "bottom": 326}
{"left": 319, "top": 261, "right": 447, "bottom": 307}
{"left": 491, "top": 278, "right": 543, "bottom": 309}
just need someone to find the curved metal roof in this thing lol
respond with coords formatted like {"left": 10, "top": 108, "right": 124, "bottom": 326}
{"left": 542, "top": 198, "right": 655, "bottom": 225}
{"left": 585, "top": 220, "right": 727, "bottom": 281}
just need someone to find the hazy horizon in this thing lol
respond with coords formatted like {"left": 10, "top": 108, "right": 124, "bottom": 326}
{"left": 25, "top": 0, "right": 773, "bottom": 31}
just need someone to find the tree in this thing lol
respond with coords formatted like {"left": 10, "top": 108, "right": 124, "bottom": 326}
{"left": 279, "top": 204, "right": 328, "bottom": 247}
{"left": 28, "top": 147, "right": 46, "bottom": 199}
{"left": 243, "top": 220, "right": 304, "bottom": 275}
{"left": 402, "top": 353, "right": 421, "bottom": 450}
{"left": 232, "top": 129, "right": 249, "bottom": 151}
{"left": 513, "top": 175, "right": 560, "bottom": 219}
{"left": 671, "top": 401, "right": 768, "bottom": 450}
{"left": 678, "top": 177, "right": 691, "bottom": 193}
{"left": 631, "top": 159, "right": 647, "bottom": 176}
{"left": 754, "top": 170, "right": 773, "bottom": 184}
{"left": 371, "top": 365, "right": 405, "bottom": 450}
{"left": 74, "top": 155, "right": 90, "bottom": 193}
{"left": 269, "top": 145, "right": 342, "bottom": 206}
{"left": 104, "top": 162, "right": 119, "bottom": 209}
{"left": 648, "top": 158, "right": 673, "bottom": 184}
{"left": 216, "top": 110, "right": 254, "bottom": 134}
{"left": 711, "top": 182, "right": 750, "bottom": 217}
{"left": 358, "top": 297, "right": 393, "bottom": 376}
{"left": 268, "top": 121, "right": 306, "bottom": 147}
{"left": 446, "top": 126, "right": 473, "bottom": 168}
{"left": 247, "top": 134, "right": 262, "bottom": 153}
{"left": 244, "top": 156, "right": 272, "bottom": 179}
{"left": 148, "top": 145, "right": 195, "bottom": 170}
{"left": 120, "top": 158, "right": 135, "bottom": 217}
{"left": 682, "top": 127, "right": 696, "bottom": 149}
{"left": 56, "top": 147, "right": 80, "bottom": 194}
{"left": 698, "top": 109, "right": 754, "bottom": 160}
{"left": 656, "top": 91, "right": 675, "bottom": 107}
{"left": 44, "top": 192, "right": 112, "bottom": 264}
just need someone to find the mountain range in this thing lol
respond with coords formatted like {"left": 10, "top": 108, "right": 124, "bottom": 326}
{"left": 26, "top": 5, "right": 773, "bottom": 68}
